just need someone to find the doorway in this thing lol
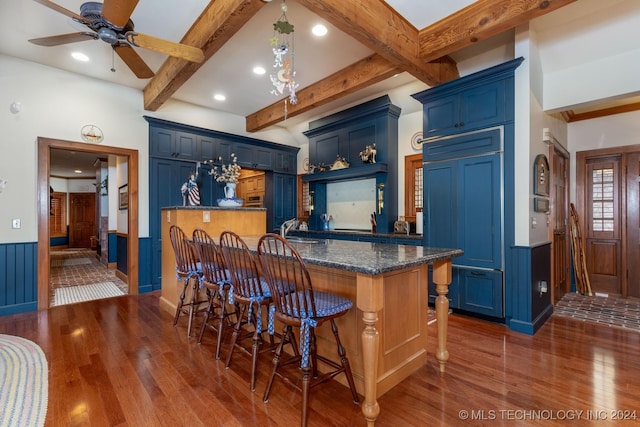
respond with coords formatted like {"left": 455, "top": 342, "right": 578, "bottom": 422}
{"left": 37, "top": 137, "right": 139, "bottom": 310}
{"left": 576, "top": 144, "right": 640, "bottom": 298}
{"left": 551, "top": 143, "right": 570, "bottom": 303}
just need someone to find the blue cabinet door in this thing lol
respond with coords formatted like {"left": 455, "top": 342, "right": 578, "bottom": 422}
{"left": 271, "top": 173, "right": 296, "bottom": 230}
{"left": 423, "top": 81, "right": 506, "bottom": 138}
{"left": 424, "top": 159, "right": 457, "bottom": 250}
{"left": 459, "top": 268, "right": 503, "bottom": 317}
{"left": 458, "top": 154, "right": 502, "bottom": 270}
{"left": 149, "top": 158, "right": 198, "bottom": 289}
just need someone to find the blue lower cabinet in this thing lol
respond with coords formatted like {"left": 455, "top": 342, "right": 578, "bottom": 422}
{"left": 428, "top": 266, "right": 502, "bottom": 318}
{"left": 459, "top": 268, "right": 503, "bottom": 317}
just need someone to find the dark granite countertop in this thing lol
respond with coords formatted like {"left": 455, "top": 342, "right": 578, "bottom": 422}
{"left": 161, "top": 206, "right": 266, "bottom": 211}
{"left": 242, "top": 236, "right": 462, "bottom": 276}
{"left": 288, "top": 229, "right": 423, "bottom": 240}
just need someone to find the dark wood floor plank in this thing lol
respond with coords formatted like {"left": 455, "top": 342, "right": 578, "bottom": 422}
{"left": 1, "top": 292, "right": 640, "bottom": 426}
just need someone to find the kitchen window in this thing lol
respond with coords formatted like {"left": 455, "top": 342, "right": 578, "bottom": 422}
{"left": 404, "top": 154, "right": 423, "bottom": 223}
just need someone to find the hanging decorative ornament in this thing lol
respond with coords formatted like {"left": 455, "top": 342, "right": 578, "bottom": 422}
{"left": 270, "top": 1, "right": 298, "bottom": 105}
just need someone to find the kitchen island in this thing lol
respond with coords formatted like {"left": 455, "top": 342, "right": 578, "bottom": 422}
{"left": 160, "top": 225, "right": 461, "bottom": 425}
{"left": 234, "top": 237, "right": 461, "bottom": 426}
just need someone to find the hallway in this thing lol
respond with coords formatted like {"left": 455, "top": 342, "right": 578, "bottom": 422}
{"left": 49, "top": 248, "right": 128, "bottom": 306}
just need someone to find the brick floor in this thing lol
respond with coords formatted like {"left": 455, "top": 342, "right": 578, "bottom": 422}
{"left": 553, "top": 292, "right": 640, "bottom": 331}
{"left": 49, "top": 249, "right": 128, "bottom": 305}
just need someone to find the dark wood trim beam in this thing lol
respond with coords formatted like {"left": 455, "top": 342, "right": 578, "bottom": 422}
{"left": 143, "top": 0, "right": 265, "bottom": 111}
{"left": 418, "top": 0, "right": 577, "bottom": 63}
{"left": 561, "top": 102, "right": 640, "bottom": 122}
{"left": 295, "top": 0, "right": 458, "bottom": 87}
{"left": 246, "top": 54, "right": 401, "bottom": 132}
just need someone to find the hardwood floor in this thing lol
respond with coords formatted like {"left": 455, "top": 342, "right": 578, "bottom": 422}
{"left": 1, "top": 292, "right": 639, "bottom": 426}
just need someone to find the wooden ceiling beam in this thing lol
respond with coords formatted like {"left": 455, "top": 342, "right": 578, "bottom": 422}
{"left": 418, "top": 0, "right": 577, "bottom": 63}
{"left": 295, "top": 0, "right": 458, "bottom": 87}
{"left": 143, "top": 0, "right": 265, "bottom": 111}
{"left": 561, "top": 102, "right": 640, "bottom": 122}
{"left": 246, "top": 54, "right": 401, "bottom": 132}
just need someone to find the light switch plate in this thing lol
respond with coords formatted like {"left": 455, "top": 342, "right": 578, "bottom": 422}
{"left": 203, "top": 211, "right": 210, "bottom": 223}
{"left": 12, "top": 219, "right": 21, "bottom": 229}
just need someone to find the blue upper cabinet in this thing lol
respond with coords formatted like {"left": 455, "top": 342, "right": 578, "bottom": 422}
{"left": 413, "top": 58, "right": 522, "bottom": 139}
{"left": 150, "top": 128, "right": 198, "bottom": 160}
{"left": 303, "top": 96, "right": 400, "bottom": 233}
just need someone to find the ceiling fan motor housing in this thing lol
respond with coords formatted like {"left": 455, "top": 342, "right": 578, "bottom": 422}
{"left": 80, "top": 2, "right": 103, "bottom": 21}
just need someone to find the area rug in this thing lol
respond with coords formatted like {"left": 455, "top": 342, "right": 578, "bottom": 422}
{"left": 53, "top": 282, "right": 125, "bottom": 306}
{"left": 553, "top": 292, "right": 640, "bottom": 331}
{"left": 0, "top": 335, "right": 48, "bottom": 427}
{"left": 50, "top": 258, "right": 93, "bottom": 267}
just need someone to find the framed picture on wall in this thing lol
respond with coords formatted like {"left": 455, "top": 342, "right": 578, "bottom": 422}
{"left": 119, "top": 184, "right": 128, "bottom": 210}
{"left": 533, "top": 154, "right": 550, "bottom": 196}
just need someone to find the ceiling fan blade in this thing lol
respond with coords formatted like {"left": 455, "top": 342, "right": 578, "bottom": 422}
{"left": 32, "top": 0, "right": 91, "bottom": 25}
{"left": 102, "top": 0, "right": 139, "bottom": 28}
{"left": 29, "top": 32, "right": 97, "bottom": 46}
{"left": 114, "top": 45, "right": 154, "bottom": 79}
{"left": 125, "top": 32, "right": 204, "bottom": 63}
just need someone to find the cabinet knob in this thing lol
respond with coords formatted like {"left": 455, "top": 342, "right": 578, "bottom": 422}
{"left": 459, "top": 122, "right": 464, "bottom": 126}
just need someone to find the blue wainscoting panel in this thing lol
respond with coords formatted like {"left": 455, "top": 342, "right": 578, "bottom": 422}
{"left": 108, "top": 232, "right": 117, "bottom": 264}
{"left": 507, "top": 244, "right": 553, "bottom": 334}
{"left": 50, "top": 236, "right": 68, "bottom": 247}
{"left": 138, "top": 237, "right": 154, "bottom": 293}
{"left": 117, "top": 235, "right": 128, "bottom": 275}
{"left": 0, "top": 242, "right": 38, "bottom": 315}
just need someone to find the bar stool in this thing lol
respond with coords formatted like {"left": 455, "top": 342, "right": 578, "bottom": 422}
{"left": 192, "top": 228, "right": 236, "bottom": 359}
{"left": 169, "top": 225, "right": 206, "bottom": 337}
{"left": 257, "top": 233, "right": 360, "bottom": 426}
{"left": 219, "top": 231, "right": 293, "bottom": 391}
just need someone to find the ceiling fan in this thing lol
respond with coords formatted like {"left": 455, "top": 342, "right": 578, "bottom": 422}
{"left": 28, "top": 0, "right": 204, "bottom": 78}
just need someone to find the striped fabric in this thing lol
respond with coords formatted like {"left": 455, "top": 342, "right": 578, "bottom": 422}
{"left": 0, "top": 335, "right": 48, "bottom": 427}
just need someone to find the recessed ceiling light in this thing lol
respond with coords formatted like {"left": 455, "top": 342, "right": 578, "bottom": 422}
{"left": 253, "top": 66, "right": 266, "bottom": 75}
{"left": 213, "top": 93, "right": 226, "bottom": 101}
{"left": 312, "top": 24, "right": 328, "bottom": 37}
{"left": 74, "top": 169, "right": 83, "bottom": 174}
{"left": 71, "top": 52, "right": 89, "bottom": 62}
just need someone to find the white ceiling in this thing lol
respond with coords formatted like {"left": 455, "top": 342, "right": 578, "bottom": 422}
{"left": 2, "top": 0, "right": 639, "bottom": 177}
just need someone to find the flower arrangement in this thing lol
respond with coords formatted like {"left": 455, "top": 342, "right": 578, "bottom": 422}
{"left": 206, "top": 153, "right": 241, "bottom": 183}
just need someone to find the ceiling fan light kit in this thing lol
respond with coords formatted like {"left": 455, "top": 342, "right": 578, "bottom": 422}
{"left": 29, "top": 0, "right": 204, "bottom": 78}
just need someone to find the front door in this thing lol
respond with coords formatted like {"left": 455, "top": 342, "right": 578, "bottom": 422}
{"left": 69, "top": 193, "right": 96, "bottom": 248}
{"left": 577, "top": 146, "right": 640, "bottom": 297}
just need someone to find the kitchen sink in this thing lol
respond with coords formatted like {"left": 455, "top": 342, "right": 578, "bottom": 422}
{"left": 286, "top": 237, "right": 323, "bottom": 244}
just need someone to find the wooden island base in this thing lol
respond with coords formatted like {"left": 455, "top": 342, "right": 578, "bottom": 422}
{"left": 159, "top": 226, "right": 458, "bottom": 426}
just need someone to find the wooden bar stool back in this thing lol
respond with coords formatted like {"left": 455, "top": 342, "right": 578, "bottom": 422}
{"left": 169, "top": 225, "right": 206, "bottom": 337}
{"left": 192, "top": 228, "right": 236, "bottom": 359}
{"left": 257, "top": 233, "right": 360, "bottom": 426}
{"left": 219, "top": 230, "right": 278, "bottom": 391}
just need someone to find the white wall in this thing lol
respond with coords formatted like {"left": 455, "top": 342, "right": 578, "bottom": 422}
{"left": 568, "top": 110, "right": 640, "bottom": 203}
{"left": 0, "top": 54, "right": 299, "bottom": 244}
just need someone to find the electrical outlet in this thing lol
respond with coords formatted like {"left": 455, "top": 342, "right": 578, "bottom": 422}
{"left": 203, "top": 211, "right": 210, "bottom": 223}
{"left": 12, "top": 219, "right": 21, "bottom": 229}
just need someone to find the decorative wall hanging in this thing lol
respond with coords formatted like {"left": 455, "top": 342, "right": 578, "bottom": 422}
{"left": 533, "top": 154, "right": 550, "bottom": 196}
{"left": 81, "top": 125, "right": 104, "bottom": 143}
{"left": 270, "top": 0, "right": 298, "bottom": 109}
{"left": 411, "top": 131, "right": 423, "bottom": 151}
{"left": 118, "top": 184, "right": 128, "bottom": 210}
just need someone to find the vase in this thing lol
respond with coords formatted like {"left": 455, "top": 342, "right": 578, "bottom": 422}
{"left": 224, "top": 182, "right": 237, "bottom": 199}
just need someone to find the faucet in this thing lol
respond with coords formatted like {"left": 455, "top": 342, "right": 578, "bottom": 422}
{"left": 280, "top": 218, "right": 298, "bottom": 238}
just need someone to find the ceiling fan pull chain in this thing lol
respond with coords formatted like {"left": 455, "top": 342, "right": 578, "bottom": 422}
{"left": 110, "top": 47, "right": 116, "bottom": 73}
